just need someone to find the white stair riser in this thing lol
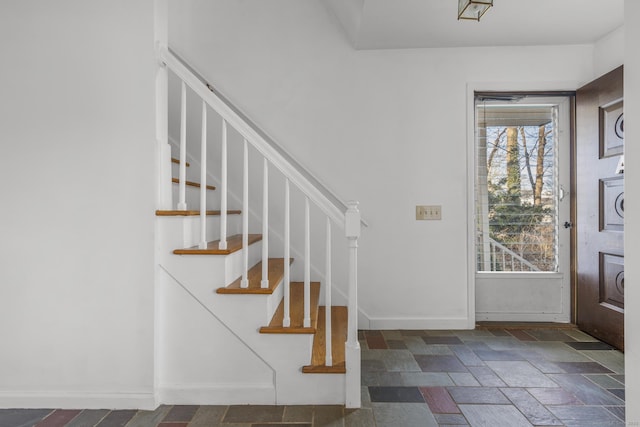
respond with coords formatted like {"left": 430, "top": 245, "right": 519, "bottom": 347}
{"left": 157, "top": 215, "right": 241, "bottom": 250}
{"left": 161, "top": 241, "right": 262, "bottom": 288}
{"left": 171, "top": 183, "right": 220, "bottom": 210}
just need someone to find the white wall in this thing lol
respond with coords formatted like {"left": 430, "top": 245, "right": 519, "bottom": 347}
{"left": 593, "top": 26, "right": 624, "bottom": 78}
{"left": 0, "top": 0, "right": 156, "bottom": 409}
{"left": 624, "top": 1, "right": 639, "bottom": 423}
{"left": 169, "top": 0, "right": 594, "bottom": 329}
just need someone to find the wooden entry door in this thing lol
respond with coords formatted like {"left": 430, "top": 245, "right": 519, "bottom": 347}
{"left": 576, "top": 66, "right": 624, "bottom": 350}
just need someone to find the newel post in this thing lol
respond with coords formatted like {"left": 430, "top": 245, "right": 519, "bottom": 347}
{"left": 345, "top": 201, "right": 361, "bottom": 408}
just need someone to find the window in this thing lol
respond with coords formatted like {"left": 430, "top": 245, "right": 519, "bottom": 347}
{"left": 475, "top": 96, "right": 564, "bottom": 272}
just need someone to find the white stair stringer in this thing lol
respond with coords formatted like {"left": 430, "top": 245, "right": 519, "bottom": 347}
{"left": 158, "top": 241, "right": 346, "bottom": 404}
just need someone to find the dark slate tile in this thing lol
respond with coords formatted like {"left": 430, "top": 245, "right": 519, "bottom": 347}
{"left": 0, "top": 409, "right": 54, "bottom": 427}
{"left": 361, "top": 370, "right": 379, "bottom": 386}
{"left": 163, "top": 405, "right": 199, "bottom": 422}
{"left": 611, "top": 374, "right": 625, "bottom": 384}
{"left": 489, "top": 329, "right": 512, "bottom": 337}
{"left": 364, "top": 330, "right": 383, "bottom": 337}
{"left": 361, "top": 359, "right": 387, "bottom": 373}
{"left": 253, "top": 424, "right": 311, "bottom": 427}
{"left": 548, "top": 405, "right": 624, "bottom": 426}
{"left": 606, "top": 406, "right": 625, "bottom": 422}
{"left": 368, "top": 386, "right": 425, "bottom": 403}
{"left": 500, "top": 387, "right": 563, "bottom": 426}
{"left": 434, "top": 413, "right": 468, "bottom": 425}
{"left": 585, "top": 374, "right": 624, "bottom": 389}
{"left": 358, "top": 330, "right": 365, "bottom": 340}
{"left": 548, "top": 374, "right": 624, "bottom": 405}
{"left": 366, "top": 335, "right": 388, "bottom": 350}
{"left": 565, "top": 341, "right": 614, "bottom": 351}
{"left": 459, "top": 404, "right": 532, "bottom": 427}
{"left": 526, "top": 330, "right": 576, "bottom": 342}
{"left": 381, "top": 350, "right": 421, "bottom": 372}
{"left": 468, "top": 366, "right": 507, "bottom": 387}
{"left": 188, "top": 406, "right": 227, "bottom": 427}
{"left": 370, "top": 402, "right": 438, "bottom": 427}
{"left": 473, "top": 349, "right": 527, "bottom": 361}
{"left": 486, "top": 361, "right": 558, "bottom": 388}
{"left": 373, "top": 371, "right": 404, "bottom": 386}
{"left": 283, "top": 406, "right": 314, "bottom": 422}
{"left": 386, "top": 339, "right": 408, "bottom": 349}
{"left": 35, "top": 409, "right": 82, "bottom": 427}
{"left": 313, "top": 405, "right": 344, "bottom": 427}
{"left": 607, "top": 388, "right": 625, "bottom": 400}
{"left": 400, "top": 330, "right": 430, "bottom": 336}
{"left": 509, "top": 330, "right": 538, "bottom": 341}
{"left": 526, "top": 387, "right": 583, "bottom": 405}
{"left": 422, "top": 336, "right": 463, "bottom": 345}
{"left": 96, "top": 410, "right": 138, "bottom": 427}
{"left": 344, "top": 408, "right": 376, "bottom": 427}
{"left": 447, "top": 387, "right": 509, "bottom": 404}
{"left": 448, "top": 372, "right": 481, "bottom": 387}
{"left": 65, "top": 409, "right": 110, "bottom": 427}
{"left": 418, "top": 387, "right": 460, "bottom": 414}
{"left": 450, "top": 345, "right": 485, "bottom": 367}
{"left": 158, "top": 423, "right": 188, "bottom": 427}
{"left": 223, "top": 405, "right": 284, "bottom": 423}
{"left": 553, "top": 362, "right": 614, "bottom": 374}
{"left": 414, "top": 355, "right": 468, "bottom": 373}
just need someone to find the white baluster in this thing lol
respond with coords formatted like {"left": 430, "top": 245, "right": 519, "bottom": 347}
{"left": 325, "top": 217, "right": 332, "bottom": 367}
{"left": 303, "top": 197, "right": 311, "bottom": 328}
{"left": 178, "top": 81, "right": 187, "bottom": 210}
{"left": 283, "top": 179, "right": 291, "bottom": 327}
{"left": 345, "top": 201, "right": 361, "bottom": 409}
{"left": 219, "top": 119, "right": 228, "bottom": 250}
{"left": 261, "top": 158, "right": 269, "bottom": 288}
{"left": 241, "top": 139, "right": 249, "bottom": 288}
{"left": 199, "top": 100, "right": 207, "bottom": 249}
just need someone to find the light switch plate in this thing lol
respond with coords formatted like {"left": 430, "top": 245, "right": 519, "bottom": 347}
{"left": 416, "top": 205, "right": 442, "bottom": 220}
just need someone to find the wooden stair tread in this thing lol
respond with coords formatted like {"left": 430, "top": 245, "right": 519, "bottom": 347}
{"left": 260, "top": 282, "right": 320, "bottom": 334}
{"left": 172, "top": 177, "right": 216, "bottom": 190}
{"left": 171, "top": 157, "right": 190, "bottom": 167}
{"left": 173, "top": 234, "right": 262, "bottom": 255}
{"left": 217, "top": 258, "right": 293, "bottom": 294}
{"left": 302, "top": 306, "right": 347, "bottom": 374}
{"left": 156, "top": 209, "right": 241, "bottom": 216}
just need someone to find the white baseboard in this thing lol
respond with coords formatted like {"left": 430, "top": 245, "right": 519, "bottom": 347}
{"left": 0, "top": 391, "right": 156, "bottom": 410}
{"left": 366, "top": 317, "right": 471, "bottom": 330}
{"left": 158, "top": 383, "right": 275, "bottom": 405}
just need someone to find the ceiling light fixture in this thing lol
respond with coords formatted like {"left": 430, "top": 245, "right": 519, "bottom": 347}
{"left": 458, "top": 0, "right": 493, "bottom": 21}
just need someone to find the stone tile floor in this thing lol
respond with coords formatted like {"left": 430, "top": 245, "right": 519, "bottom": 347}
{"left": 0, "top": 327, "right": 625, "bottom": 426}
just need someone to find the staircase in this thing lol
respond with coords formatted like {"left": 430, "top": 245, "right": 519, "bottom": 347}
{"left": 154, "top": 46, "right": 362, "bottom": 407}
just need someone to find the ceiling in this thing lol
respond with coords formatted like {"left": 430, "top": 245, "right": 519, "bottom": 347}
{"left": 324, "top": 0, "right": 624, "bottom": 49}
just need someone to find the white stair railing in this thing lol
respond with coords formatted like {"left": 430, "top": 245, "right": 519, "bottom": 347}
{"left": 158, "top": 46, "right": 362, "bottom": 408}
{"left": 489, "top": 238, "right": 540, "bottom": 272}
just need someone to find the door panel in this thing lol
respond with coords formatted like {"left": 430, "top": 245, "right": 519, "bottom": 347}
{"left": 576, "top": 66, "right": 624, "bottom": 350}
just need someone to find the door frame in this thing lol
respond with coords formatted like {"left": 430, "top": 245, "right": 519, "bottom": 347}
{"left": 466, "top": 81, "right": 580, "bottom": 328}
